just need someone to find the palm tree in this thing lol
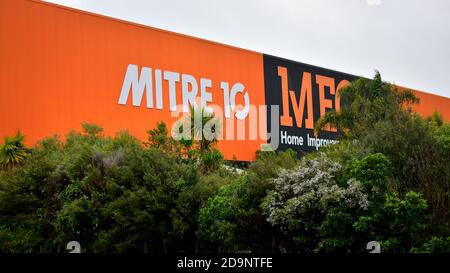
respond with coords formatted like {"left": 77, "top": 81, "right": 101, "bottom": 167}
{"left": 174, "top": 106, "right": 220, "bottom": 157}
{"left": 188, "top": 106, "right": 220, "bottom": 153}
{"left": 0, "top": 132, "right": 28, "bottom": 171}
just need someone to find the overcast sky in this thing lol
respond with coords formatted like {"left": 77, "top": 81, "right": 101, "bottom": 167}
{"left": 45, "top": 0, "right": 450, "bottom": 98}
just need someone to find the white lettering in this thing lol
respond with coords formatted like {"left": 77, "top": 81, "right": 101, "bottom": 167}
{"left": 221, "top": 82, "right": 231, "bottom": 118}
{"left": 200, "top": 78, "right": 213, "bottom": 113}
{"left": 163, "top": 71, "right": 180, "bottom": 112}
{"left": 155, "top": 69, "right": 163, "bottom": 109}
{"left": 230, "top": 83, "right": 250, "bottom": 120}
{"left": 118, "top": 64, "right": 252, "bottom": 121}
{"left": 280, "top": 130, "right": 303, "bottom": 146}
{"left": 181, "top": 74, "right": 198, "bottom": 112}
{"left": 118, "top": 64, "right": 153, "bottom": 108}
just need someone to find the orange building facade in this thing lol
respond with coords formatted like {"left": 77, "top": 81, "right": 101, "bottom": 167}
{"left": 1, "top": 0, "right": 449, "bottom": 160}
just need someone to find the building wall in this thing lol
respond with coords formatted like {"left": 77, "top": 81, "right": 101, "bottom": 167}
{"left": 1, "top": 0, "right": 449, "bottom": 160}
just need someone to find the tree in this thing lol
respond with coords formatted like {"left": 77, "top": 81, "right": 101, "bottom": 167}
{"left": 81, "top": 122, "right": 104, "bottom": 138}
{"left": 200, "top": 149, "right": 224, "bottom": 173}
{"left": 198, "top": 175, "right": 270, "bottom": 252}
{"left": 0, "top": 124, "right": 202, "bottom": 253}
{"left": 315, "top": 71, "right": 449, "bottom": 238}
{"left": 411, "top": 236, "right": 450, "bottom": 253}
{"left": 0, "top": 136, "right": 63, "bottom": 252}
{"left": 354, "top": 191, "right": 428, "bottom": 253}
{"left": 262, "top": 153, "right": 369, "bottom": 252}
{"left": 197, "top": 149, "right": 299, "bottom": 253}
{"left": 174, "top": 106, "right": 220, "bottom": 156}
{"left": 198, "top": 176, "right": 247, "bottom": 252}
{"left": 345, "top": 153, "right": 390, "bottom": 201}
{"left": 315, "top": 71, "right": 418, "bottom": 139}
{"left": 0, "top": 132, "right": 28, "bottom": 171}
{"left": 145, "top": 121, "right": 182, "bottom": 157}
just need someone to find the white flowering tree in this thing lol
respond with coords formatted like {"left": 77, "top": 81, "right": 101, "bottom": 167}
{"left": 262, "top": 153, "right": 369, "bottom": 252}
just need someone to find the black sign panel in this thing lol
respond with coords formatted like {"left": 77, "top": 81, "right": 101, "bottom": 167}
{"left": 263, "top": 54, "right": 357, "bottom": 157}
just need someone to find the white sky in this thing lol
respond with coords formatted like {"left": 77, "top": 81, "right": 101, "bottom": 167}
{"left": 45, "top": 0, "right": 450, "bottom": 98}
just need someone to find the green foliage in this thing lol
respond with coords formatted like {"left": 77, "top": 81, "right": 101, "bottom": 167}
{"left": 149, "top": 117, "right": 225, "bottom": 171}
{"left": 256, "top": 71, "right": 448, "bottom": 253}
{"left": 314, "top": 71, "right": 449, "bottom": 248}
{"left": 357, "top": 112, "right": 450, "bottom": 224}
{"left": 426, "top": 111, "right": 444, "bottom": 127}
{"left": 145, "top": 121, "right": 183, "bottom": 158}
{"left": 81, "top": 122, "right": 104, "bottom": 137}
{"left": 315, "top": 71, "right": 419, "bottom": 139}
{"left": 0, "top": 132, "right": 28, "bottom": 171}
{"left": 145, "top": 122, "right": 171, "bottom": 149}
{"left": 0, "top": 124, "right": 199, "bottom": 253}
{"left": 250, "top": 148, "right": 298, "bottom": 186}
{"left": 411, "top": 236, "right": 450, "bottom": 253}
{"left": 200, "top": 149, "right": 224, "bottom": 173}
{"left": 197, "top": 149, "right": 300, "bottom": 253}
{"left": 198, "top": 176, "right": 249, "bottom": 252}
{"left": 173, "top": 106, "right": 220, "bottom": 156}
{"left": 0, "top": 135, "right": 63, "bottom": 252}
{"left": 346, "top": 153, "right": 390, "bottom": 198}
{"left": 354, "top": 191, "right": 428, "bottom": 253}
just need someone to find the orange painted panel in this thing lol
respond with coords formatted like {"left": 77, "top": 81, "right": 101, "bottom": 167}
{"left": 0, "top": 0, "right": 267, "bottom": 161}
{"left": 392, "top": 85, "right": 450, "bottom": 120}
{"left": 1, "top": 0, "right": 449, "bottom": 161}
{"left": 405, "top": 88, "right": 450, "bottom": 121}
